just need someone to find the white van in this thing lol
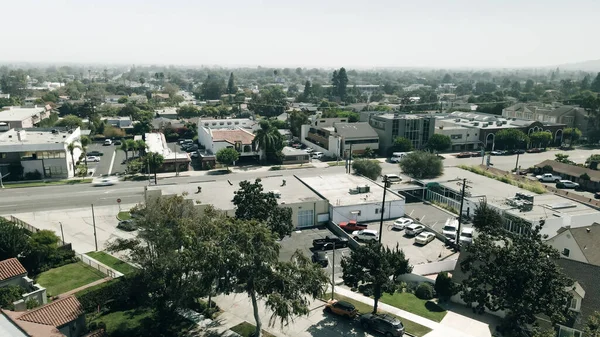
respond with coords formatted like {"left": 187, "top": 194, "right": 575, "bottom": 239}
{"left": 103, "top": 139, "right": 112, "bottom": 146}
{"left": 312, "top": 152, "right": 324, "bottom": 159}
{"left": 390, "top": 152, "right": 411, "bottom": 163}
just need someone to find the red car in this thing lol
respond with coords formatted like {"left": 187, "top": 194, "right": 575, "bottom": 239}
{"left": 456, "top": 152, "right": 472, "bottom": 158}
{"left": 339, "top": 220, "right": 368, "bottom": 232}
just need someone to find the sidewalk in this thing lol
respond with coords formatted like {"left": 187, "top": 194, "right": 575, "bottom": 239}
{"left": 57, "top": 277, "right": 112, "bottom": 298}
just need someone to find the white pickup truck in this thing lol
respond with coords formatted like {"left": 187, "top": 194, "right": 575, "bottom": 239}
{"left": 536, "top": 173, "right": 562, "bottom": 182}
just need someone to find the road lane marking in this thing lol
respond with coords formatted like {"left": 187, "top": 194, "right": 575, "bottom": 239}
{"left": 108, "top": 150, "right": 117, "bottom": 175}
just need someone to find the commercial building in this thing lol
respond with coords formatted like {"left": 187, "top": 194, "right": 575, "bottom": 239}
{"left": 298, "top": 174, "right": 405, "bottom": 224}
{"left": 360, "top": 112, "right": 435, "bottom": 155}
{"left": 198, "top": 118, "right": 258, "bottom": 131}
{"left": 145, "top": 175, "right": 329, "bottom": 228}
{"left": 0, "top": 106, "right": 51, "bottom": 129}
{"left": 502, "top": 103, "right": 591, "bottom": 139}
{"left": 0, "top": 127, "right": 83, "bottom": 179}
{"left": 422, "top": 167, "right": 600, "bottom": 238}
{"left": 281, "top": 146, "right": 309, "bottom": 164}
{"left": 534, "top": 160, "right": 600, "bottom": 191}
{"left": 144, "top": 133, "right": 190, "bottom": 173}
{"left": 301, "top": 120, "right": 379, "bottom": 158}
{"left": 435, "top": 111, "right": 566, "bottom": 150}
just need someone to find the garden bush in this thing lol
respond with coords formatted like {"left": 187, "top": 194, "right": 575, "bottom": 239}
{"left": 434, "top": 272, "right": 455, "bottom": 300}
{"left": 415, "top": 282, "right": 434, "bottom": 300}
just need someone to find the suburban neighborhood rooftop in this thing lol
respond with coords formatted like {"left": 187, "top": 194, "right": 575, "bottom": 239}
{"left": 0, "top": 128, "right": 76, "bottom": 145}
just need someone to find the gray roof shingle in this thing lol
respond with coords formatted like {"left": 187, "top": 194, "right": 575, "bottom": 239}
{"left": 334, "top": 122, "right": 378, "bottom": 139}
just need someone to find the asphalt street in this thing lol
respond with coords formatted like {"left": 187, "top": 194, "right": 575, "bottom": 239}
{"left": 0, "top": 148, "right": 597, "bottom": 215}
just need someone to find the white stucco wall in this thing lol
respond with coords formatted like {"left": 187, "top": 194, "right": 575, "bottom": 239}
{"left": 330, "top": 199, "right": 405, "bottom": 223}
{"left": 197, "top": 127, "right": 214, "bottom": 153}
{"left": 546, "top": 231, "right": 587, "bottom": 263}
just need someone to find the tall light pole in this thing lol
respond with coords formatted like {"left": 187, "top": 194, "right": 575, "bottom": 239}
{"left": 331, "top": 241, "right": 336, "bottom": 300}
{"left": 378, "top": 175, "right": 389, "bottom": 243}
{"left": 91, "top": 204, "right": 98, "bottom": 251}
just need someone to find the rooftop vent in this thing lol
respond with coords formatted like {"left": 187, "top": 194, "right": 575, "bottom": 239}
{"left": 17, "top": 130, "right": 26, "bottom": 141}
{"left": 473, "top": 122, "right": 479, "bottom": 126}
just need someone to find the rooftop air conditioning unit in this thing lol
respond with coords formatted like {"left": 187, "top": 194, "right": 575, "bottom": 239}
{"left": 502, "top": 121, "right": 508, "bottom": 124}
{"left": 455, "top": 119, "right": 461, "bottom": 122}
{"left": 349, "top": 188, "right": 359, "bottom": 194}
{"left": 473, "top": 122, "right": 479, "bottom": 126}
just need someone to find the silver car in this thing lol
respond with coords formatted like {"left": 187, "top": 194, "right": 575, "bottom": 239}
{"left": 405, "top": 224, "right": 425, "bottom": 236}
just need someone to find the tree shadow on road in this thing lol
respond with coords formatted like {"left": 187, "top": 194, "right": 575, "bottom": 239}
{"left": 305, "top": 312, "right": 369, "bottom": 337}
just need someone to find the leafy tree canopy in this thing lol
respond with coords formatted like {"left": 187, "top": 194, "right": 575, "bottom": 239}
{"left": 494, "top": 129, "right": 529, "bottom": 150}
{"left": 216, "top": 147, "right": 239, "bottom": 167}
{"left": 352, "top": 159, "right": 382, "bottom": 180}
{"left": 426, "top": 134, "right": 452, "bottom": 153}
{"left": 399, "top": 151, "right": 443, "bottom": 179}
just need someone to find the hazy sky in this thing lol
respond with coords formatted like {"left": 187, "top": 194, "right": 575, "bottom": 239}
{"left": 3, "top": 0, "right": 599, "bottom": 68}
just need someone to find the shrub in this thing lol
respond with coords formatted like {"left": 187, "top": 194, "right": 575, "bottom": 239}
{"left": 358, "top": 284, "right": 374, "bottom": 297}
{"left": 415, "top": 282, "right": 434, "bottom": 300}
{"left": 24, "top": 170, "right": 42, "bottom": 180}
{"left": 404, "top": 281, "right": 419, "bottom": 294}
{"left": 580, "top": 173, "right": 591, "bottom": 181}
{"left": 542, "top": 165, "right": 553, "bottom": 173}
{"left": 434, "top": 272, "right": 455, "bottom": 300}
{"left": 269, "top": 166, "right": 282, "bottom": 171}
{"left": 76, "top": 275, "right": 146, "bottom": 313}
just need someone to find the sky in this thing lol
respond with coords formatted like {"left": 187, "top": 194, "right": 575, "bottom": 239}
{"left": 2, "top": 0, "right": 599, "bottom": 69}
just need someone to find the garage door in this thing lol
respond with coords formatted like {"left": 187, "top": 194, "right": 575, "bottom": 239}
{"left": 297, "top": 209, "right": 314, "bottom": 228}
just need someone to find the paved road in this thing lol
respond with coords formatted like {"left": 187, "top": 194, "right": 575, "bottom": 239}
{"left": 1, "top": 149, "right": 598, "bottom": 215}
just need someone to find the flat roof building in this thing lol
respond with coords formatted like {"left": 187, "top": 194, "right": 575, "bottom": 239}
{"left": 360, "top": 112, "right": 436, "bottom": 155}
{"left": 0, "top": 106, "right": 51, "bottom": 129}
{"left": 144, "top": 132, "right": 190, "bottom": 173}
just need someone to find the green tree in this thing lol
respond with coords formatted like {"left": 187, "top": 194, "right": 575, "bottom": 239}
{"left": 216, "top": 147, "right": 239, "bottom": 168}
{"left": 145, "top": 152, "right": 164, "bottom": 185}
{"left": 472, "top": 201, "right": 504, "bottom": 234}
{"left": 362, "top": 147, "right": 375, "bottom": 158}
{"left": 352, "top": 159, "right": 382, "bottom": 180}
{"left": 591, "top": 72, "right": 600, "bottom": 92}
{"left": 336, "top": 67, "right": 349, "bottom": 100}
{"left": 198, "top": 75, "right": 226, "bottom": 100}
{"left": 289, "top": 110, "right": 309, "bottom": 137}
{"left": 41, "top": 91, "right": 59, "bottom": 103}
{"left": 399, "top": 151, "right": 443, "bottom": 179}
{"left": 134, "top": 139, "right": 146, "bottom": 157}
{"left": 529, "top": 131, "right": 552, "bottom": 148}
{"left": 253, "top": 120, "right": 284, "bottom": 163}
{"left": 300, "top": 80, "right": 313, "bottom": 102}
{"left": 0, "top": 70, "right": 29, "bottom": 98}
{"left": 554, "top": 153, "right": 574, "bottom": 164}
{"left": 581, "top": 75, "right": 591, "bottom": 91}
{"left": 232, "top": 179, "right": 293, "bottom": 239}
{"left": 392, "top": 137, "right": 414, "bottom": 153}
{"left": 227, "top": 72, "right": 236, "bottom": 94}
{"left": 67, "top": 141, "right": 81, "bottom": 176}
{"left": 425, "top": 134, "right": 452, "bottom": 153}
{"left": 117, "top": 96, "right": 128, "bottom": 103}
{"left": 0, "top": 218, "right": 30, "bottom": 261}
{"left": 119, "top": 140, "right": 130, "bottom": 161}
{"left": 249, "top": 87, "right": 287, "bottom": 117}
{"left": 80, "top": 135, "right": 91, "bottom": 174}
{"left": 563, "top": 127, "right": 582, "bottom": 146}
{"left": 460, "top": 214, "right": 573, "bottom": 333}
{"left": 177, "top": 105, "right": 201, "bottom": 118}
{"left": 584, "top": 311, "right": 600, "bottom": 337}
{"left": 341, "top": 242, "right": 412, "bottom": 313}
{"left": 494, "top": 129, "right": 529, "bottom": 150}
{"left": 524, "top": 79, "right": 535, "bottom": 92}
{"left": 55, "top": 115, "right": 83, "bottom": 129}
{"left": 442, "top": 74, "right": 452, "bottom": 83}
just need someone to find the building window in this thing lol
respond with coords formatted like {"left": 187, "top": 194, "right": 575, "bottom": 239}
{"left": 297, "top": 210, "right": 314, "bottom": 228}
{"left": 0, "top": 153, "right": 5, "bottom": 158}
{"left": 375, "top": 208, "right": 380, "bottom": 214}
{"left": 558, "top": 326, "right": 582, "bottom": 337}
{"left": 563, "top": 248, "right": 570, "bottom": 257}
{"left": 570, "top": 297, "right": 578, "bottom": 310}
{"left": 450, "top": 134, "right": 463, "bottom": 140}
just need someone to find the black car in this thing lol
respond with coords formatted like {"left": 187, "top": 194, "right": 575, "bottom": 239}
{"left": 114, "top": 140, "right": 122, "bottom": 145}
{"left": 87, "top": 151, "right": 103, "bottom": 156}
{"left": 312, "top": 236, "right": 349, "bottom": 250}
{"left": 511, "top": 149, "right": 525, "bottom": 154}
{"left": 360, "top": 313, "right": 404, "bottom": 337}
{"left": 311, "top": 251, "right": 328, "bottom": 267}
{"left": 595, "top": 192, "right": 600, "bottom": 199}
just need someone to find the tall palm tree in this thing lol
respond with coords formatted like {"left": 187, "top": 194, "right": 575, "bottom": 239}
{"left": 253, "top": 121, "right": 278, "bottom": 162}
{"left": 80, "top": 136, "right": 91, "bottom": 175}
{"left": 125, "top": 139, "right": 137, "bottom": 159}
{"left": 67, "top": 141, "right": 81, "bottom": 177}
{"left": 135, "top": 140, "right": 146, "bottom": 158}
{"left": 119, "top": 141, "right": 130, "bottom": 161}
{"left": 145, "top": 153, "right": 164, "bottom": 185}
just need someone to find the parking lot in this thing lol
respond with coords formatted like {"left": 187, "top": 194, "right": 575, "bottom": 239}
{"left": 85, "top": 143, "right": 127, "bottom": 177}
{"left": 279, "top": 228, "right": 351, "bottom": 283}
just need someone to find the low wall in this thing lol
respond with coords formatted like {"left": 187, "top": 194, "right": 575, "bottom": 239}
{"left": 451, "top": 292, "right": 507, "bottom": 319}
{"left": 412, "top": 259, "right": 457, "bottom": 276}
{"left": 77, "top": 253, "right": 123, "bottom": 278}
{"left": 327, "top": 222, "right": 361, "bottom": 250}
{"left": 14, "top": 285, "right": 47, "bottom": 311}
{"left": 397, "top": 273, "right": 435, "bottom": 284}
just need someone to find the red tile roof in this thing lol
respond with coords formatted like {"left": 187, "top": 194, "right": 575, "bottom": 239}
{"left": 211, "top": 129, "right": 255, "bottom": 145}
{"left": 17, "top": 296, "right": 83, "bottom": 327}
{"left": 0, "top": 258, "right": 27, "bottom": 281}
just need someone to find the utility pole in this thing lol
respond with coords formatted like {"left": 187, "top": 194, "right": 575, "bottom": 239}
{"left": 59, "top": 222, "right": 65, "bottom": 245}
{"left": 455, "top": 178, "right": 467, "bottom": 250}
{"left": 0, "top": 172, "right": 9, "bottom": 189}
{"left": 378, "top": 175, "right": 389, "bottom": 243}
{"left": 331, "top": 241, "right": 336, "bottom": 300}
{"left": 173, "top": 143, "right": 179, "bottom": 177}
{"left": 91, "top": 204, "right": 98, "bottom": 251}
{"left": 515, "top": 152, "right": 521, "bottom": 172}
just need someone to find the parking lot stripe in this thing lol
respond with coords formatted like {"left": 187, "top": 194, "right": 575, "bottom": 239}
{"left": 107, "top": 150, "right": 116, "bottom": 175}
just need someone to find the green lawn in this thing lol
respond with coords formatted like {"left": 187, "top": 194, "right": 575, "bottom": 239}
{"left": 327, "top": 162, "right": 344, "bottom": 166}
{"left": 86, "top": 251, "right": 137, "bottom": 275}
{"left": 329, "top": 293, "right": 432, "bottom": 337}
{"left": 379, "top": 292, "right": 447, "bottom": 322}
{"left": 89, "top": 307, "right": 195, "bottom": 337}
{"left": 4, "top": 179, "right": 93, "bottom": 189}
{"left": 36, "top": 262, "right": 105, "bottom": 296}
{"left": 230, "top": 321, "right": 276, "bottom": 337}
{"left": 117, "top": 211, "right": 131, "bottom": 220}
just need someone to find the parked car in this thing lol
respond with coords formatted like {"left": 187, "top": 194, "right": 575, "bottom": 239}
{"left": 305, "top": 148, "right": 314, "bottom": 153}
{"left": 595, "top": 192, "right": 600, "bottom": 199}
{"left": 556, "top": 180, "right": 580, "bottom": 189}
{"left": 324, "top": 300, "right": 359, "bottom": 319}
{"left": 117, "top": 220, "right": 136, "bottom": 232}
{"left": 360, "top": 313, "right": 405, "bottom": 337}
{"left": 490, "top": 150, "right": 505, "bottom": 155}
{"left": 186, "top": 145, "right": 199, "bottom": 152}
{"left": 312, "top": 236, "right": 349, "bottom": 250}
{"left": 86, "top": 156, "right": 100, "bottom": 162}
{"left": 339, "top": 220, "right": 368, "bottom": 232}
{"left": 311, "top": 251, "right": 328, "bottom": 267}
{"left": 352, "top": 229, "right": 379, "bottom": 242}
{"left": 527, "top": 148, "right": 543, "bottom": 153}
{"left": 415, "top": 232, "right": 436, "bottom": 245}
{"left": 536, "top": 173, "right": 562, "bottom": 182}
{"left": 456, "top": 152, "right": 472, "bottom": 158}
{"left": 392, "top": 218, "right": 413, "bottom": 230}
{"left": 87, "top": 151, "right": 103, "bottom": 156}
{"left": 385, "top": 174, "right": 402, "bottom": 183}
{"left": 405, "top": 224, "right": 425, "bottom": 236}
{"left": 103, "top": 139, "right": 112, "bottom": 146}
{"left": 312, "top": 152, "right": 324, "bottom": 159}
{"left": 114, "top": 140, "right": 122, "bottom": 145}
{"left": 93, "top": 177, "right": 118, "bottom": 186}
{"left": 470, "top": 151, "right": 483, "bottom": 157}
{"left": 442, "top": 219, "right": 458, "bottom": 239}
{"left": 460, "top": 227, "right": 474, "bottom": 245}
{"left": 511, "top": 149, "right": 525, "bottom": 154}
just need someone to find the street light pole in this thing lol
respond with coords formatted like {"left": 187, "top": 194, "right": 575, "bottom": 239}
{"left": 455, "top": 178, "right": 467, "bottom": 250}
{"left": 331, "top": 241, "right": 336, "bottom": 300}
{"left": 91, "top": 204, "right": 98, "bottom": 251}
{"left": 515, "top": 152, "right": 521, "bottom": 172}
{"left": 378, "top": 175, "right": 389, "bottom": 243}
{"left": 59, "top": 222, "right": 65, "bottom": 245}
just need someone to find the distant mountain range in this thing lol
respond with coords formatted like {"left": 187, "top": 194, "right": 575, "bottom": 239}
{"left": 555, "top": 59, "right": 600, "bottom": 72}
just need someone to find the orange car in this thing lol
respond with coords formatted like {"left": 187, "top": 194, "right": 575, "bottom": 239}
{"left": 324, "top": 299, "right": 359, "bottom": 318}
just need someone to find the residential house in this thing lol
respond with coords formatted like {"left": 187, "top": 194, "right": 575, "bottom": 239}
{"left": 102, "top": 117, "right": 132, "bottom": 129}
{"left": 197, "top": 127, "right": 258, "bottom": 160}
{"left": 104, "top": 95, "right": 123, "bottom": 104}
{"left": 281, "top": 146, "right": 309, "bottom": 164}
{"left": 0, "top": 258, "right": 47, "bottom": 311}
{"left": 128, "top": 95, "right": 148, "bottom": 104}
{"left": 0, "top": 93, "right": 10, "bottom": 99}
{"left": 1, "top": 296, "right": 85, "bottom": 337}
{"left": 301, "top": 121, "right": 379, "bottom": 158}
{"left": 0, "top": 127, "right": 83, "bottom": 179}
{"left": 435, "top": 111, "right": 566, "bottom": 150}
{"left": 534, "top": 160, "right": 600, "bottom": 192}
{"left": 144, "top": 133, "right": 190, "bottom": 173}
{"left": 360, "top": 112, "right": 435, "bottom": 155}
{"left": 154, "top": 107, "right": 178, "bottom": 119}
{"left": 152, "top": 93, "right": 170, "bottom": 102}
{"left": 146, "top": 175, "right": 329, "bottom": 228}
{"left": 151, "top": 117, "right": 185, "bottom": 132}
{"left": 547, "top": 224, "right": 600, "bottom": 266}
{"left": 503, "top": 104, "right": 590, "bottom": 139}
{"left": 0, "top": 106, "right": 51, "bottom": 129}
